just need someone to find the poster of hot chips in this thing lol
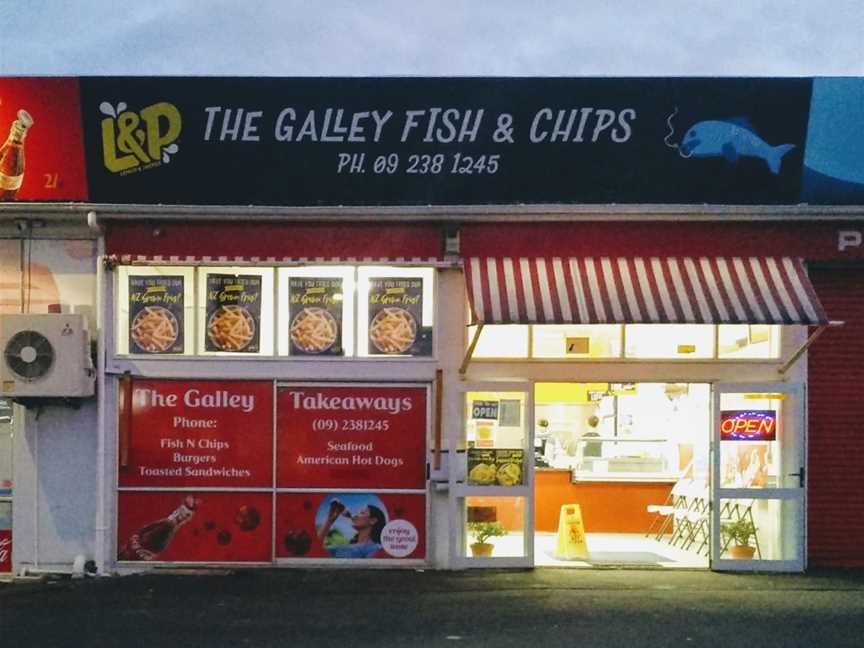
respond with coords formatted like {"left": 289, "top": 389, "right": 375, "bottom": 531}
{"left": 205, "top": 274, "right": 262, "bottom": 353}
{"left": 367, "top": 277, "right": 429, "bottom": 356}
{"left": 288, "top": 277, "right": 343, "bottom": 356}
{"left": 128, "top": 275, "right": 185, "bottom": 354}
{"left": 468, "top": 448, "right": 524, "bottom": 487}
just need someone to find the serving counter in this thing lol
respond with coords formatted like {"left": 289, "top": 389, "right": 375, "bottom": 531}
{"left": 535, "top": 469, "right": 674, "bottom": 533}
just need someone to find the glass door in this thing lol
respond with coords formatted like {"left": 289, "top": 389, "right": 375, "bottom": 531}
{"left": 451, "top": 382, "right": 533, "bottom": 568}
{"left": 712, "top": 383, "right": 805, "bottom": 572}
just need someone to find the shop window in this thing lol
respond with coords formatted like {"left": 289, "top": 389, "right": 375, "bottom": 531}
{"left": 719, "top": 498, "right": 801, "bottom": 561}
{"left": 624, "top": 324, "right": 714, "bottom": 359}
{"left": 532, "top": 324, "right": 622, "bottom": 358}
{"left": 535, "top": 382, "right": 710, "bottom": 481}
{"left": 718, "top": 324, "right": 780, "bottom": 359}
{"left": 464, "top": 496, "right": 527, "bottom": 558}
{"left": 115, "top": 264, "right": 437, "bottom": 360}
{"left": 468, "top": 322, "right": 778, "bottom": 361}
{"left": 116, "top": 266, "right": 196, "bottom": 355}
{"left": 357, "top": 267, "right": 434, "bottom": 357}
{"left": 469, "top": 324, "right": 529, "bottom": 358}
{"left": 277, "top": 267, "right": 354, "bottom": 357}
{"left": 719, "top": 392, "right": 785, "bottom": 489}
{"left": 464, "top": 391, "right": 528, "bottom": 486}
{"left": 197, "top": 267, "right": 275, "bottom": 356}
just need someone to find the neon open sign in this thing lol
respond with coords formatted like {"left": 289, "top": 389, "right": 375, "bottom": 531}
{"left": 720, "top": 410, "right": 777, "bottom": 441}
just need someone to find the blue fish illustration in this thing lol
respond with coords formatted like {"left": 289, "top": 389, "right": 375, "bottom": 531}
{"left": 679, "top": 118, "right": 795, "bottom": 175}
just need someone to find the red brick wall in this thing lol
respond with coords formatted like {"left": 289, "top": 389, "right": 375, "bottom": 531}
{"left": 807, "top": 266, "right": 864, "bottom": 567}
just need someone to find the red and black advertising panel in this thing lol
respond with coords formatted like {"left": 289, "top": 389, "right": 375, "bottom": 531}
{"left": 118, "top": 380, "right": 427, "bottom": 564}
{"left": 275, "top": 492, "right": 425, "bottom": 560}
{"left": 119, "top": 379, "right": 273, "bottom": 488}
{"left": 0, "top": 77, "right": 88, "bottom": 201}
{"left": 0, "top": 529, "right": 11, "bottom": 572}
{"left": 276, "top": 385, "right": 427, "bottom": 489}
{"left": 117, "top": 491, "right": 272, "bottom": 563}
{"left": 77, "top": 77, "right": 814, "bottom": 206}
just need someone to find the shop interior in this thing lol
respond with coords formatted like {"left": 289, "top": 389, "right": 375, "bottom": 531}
{"left": 464, "top": 381, "right": 788, "bottom": 568}
{"left": 531, "top": 381, "right": 711, "bottom": 568}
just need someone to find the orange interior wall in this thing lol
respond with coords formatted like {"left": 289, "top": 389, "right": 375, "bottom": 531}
{"left": 535, "top": 471, "right": 674, "bottom": 533}
{"left": 467, "top": 473, "right": 674, "bottom": 534}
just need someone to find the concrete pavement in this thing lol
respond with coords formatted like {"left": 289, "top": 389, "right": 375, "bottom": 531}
{"left": 2, "top": 567, "right": 864, "bottom": 647}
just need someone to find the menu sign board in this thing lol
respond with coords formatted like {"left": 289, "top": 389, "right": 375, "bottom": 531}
{"left": 367, "top": 277, "right": 429, "bottom": 356}
{"left": 275, "top": 492, "right": 425, "bottom": 560}
{"left": 119, "top": 379, "right": 273, "bottom": 488}
{"left": 288, "top": 277, "right": 343, "bottom": 356}
{"left": 468, "top": 448, "right": 524, "bottom": 486}
{"left": 204, "top": 274, "right": 262, "bottom": 353}
{"left": 276, "top": 385, "right": 427, "bottom": 489}
{"left": 117, "top": 491, "right": 272, "bottom": 563}
{"left": 128, "top": 275, "right": 184, "bottom": 354}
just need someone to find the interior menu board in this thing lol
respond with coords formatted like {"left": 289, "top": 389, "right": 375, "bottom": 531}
{"left": 117, "top": 491, "right": 272, "bottom": 563}
{"left": 128, "top": 275, "right": 184, "bottom": 354}
{"left": 275, "top": 492, "right": 425, "bottom": 560}
{"left": 276, "top": 385, "right": 427, "bottom": 489}
{"left": 288, "top": 277, "right": 343, "bottom": 355}
{"left": 119, "top": 380, "right": 273, "bottom": 488}
{"left": 367, "top": 277, "right": 429, "bottom": 355}
{"left": 205, "top": 274, "right": 261, "bottom": 353}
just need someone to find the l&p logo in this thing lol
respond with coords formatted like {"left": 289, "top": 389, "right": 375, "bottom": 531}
{"left": 100, "top": 100, "right": 182, "bottom": 174}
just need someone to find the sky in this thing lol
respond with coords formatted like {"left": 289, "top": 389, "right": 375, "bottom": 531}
{"left": 1, "top": 1, "right": 863, "bottom": 77}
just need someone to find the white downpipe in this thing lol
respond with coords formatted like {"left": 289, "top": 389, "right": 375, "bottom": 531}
{"left": 32, "top": 411, "right": 39, "bottom": 571}
{"left": 94, "top": 231, "right": 109, "bottom": 575}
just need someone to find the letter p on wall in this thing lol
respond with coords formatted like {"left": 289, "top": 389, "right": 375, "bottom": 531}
{"left": 838, "top": 230, "right": 862, "bottom": 252}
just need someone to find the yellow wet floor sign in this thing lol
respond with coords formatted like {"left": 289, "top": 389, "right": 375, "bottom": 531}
{"left": 555, "top": 504, "right": 590, "bottom": 560}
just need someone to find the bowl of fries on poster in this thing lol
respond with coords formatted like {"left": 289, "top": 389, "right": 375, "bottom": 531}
{"left": 369, "top": 307, "right": 417, "bottom": 354}
{"left": 290, "top": 307, "right": 339, "bottom": 354}
{"left": 131, "top": 306, "right": 179, "bottom": 353}
{"left": 207, "top": 305, "right": 256, "bottom": 352}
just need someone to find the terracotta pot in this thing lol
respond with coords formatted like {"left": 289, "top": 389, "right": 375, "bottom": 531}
{"left": 729, "top": 544, "right": 756, "bottom": 559}
{"left": 470, "top": 542, "right": 494, "bottom": 557}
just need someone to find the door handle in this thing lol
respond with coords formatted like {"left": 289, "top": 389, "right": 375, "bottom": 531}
{"left": 788, "top": 467, "right": 805, "bottom": 487}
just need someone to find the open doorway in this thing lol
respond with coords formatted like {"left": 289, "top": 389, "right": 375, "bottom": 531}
{"left": 533, "top": 382, "right": 710, "bottom": 568}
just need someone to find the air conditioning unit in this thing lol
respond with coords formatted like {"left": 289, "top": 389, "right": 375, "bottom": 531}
{"left": 0, "top": 314, "right": 95, "bottom": 398}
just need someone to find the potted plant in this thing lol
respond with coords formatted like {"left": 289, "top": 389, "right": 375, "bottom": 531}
{"left": 722, "top": 518, "right": 758, "bottom": 559}
{"left": 467, "top": 521, "right": 507, "bottom": 557}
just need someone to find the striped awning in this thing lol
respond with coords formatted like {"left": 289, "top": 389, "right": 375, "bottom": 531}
{"left": 465, "top": 257, "right": 828, "bottom": 325}
{"left": 110, "top": 254, "right": 447, "bottom": 267}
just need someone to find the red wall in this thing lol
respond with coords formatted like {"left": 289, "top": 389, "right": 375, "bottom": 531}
{"left": 807, "top": 266, "right": 864, "bottom": 567}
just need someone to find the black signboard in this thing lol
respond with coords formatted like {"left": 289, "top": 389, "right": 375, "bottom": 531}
{"left": 471, "top": 400, "right": 499, "bottom": 420}
{"left": 204, "top": 274, "right": 262, "bottom": 353}
{"left": 288, "top": 277, "right": 343, "bottom": 356}
{"left": 128, "top": 275, "right": 184, "bottom": 354}
{"left": 78, "top": 77, "right": 813, "bottom": 206}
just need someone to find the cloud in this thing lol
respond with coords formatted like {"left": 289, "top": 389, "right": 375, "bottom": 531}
{"left": 1, "top": 0, "right": 863, "bottom": 76}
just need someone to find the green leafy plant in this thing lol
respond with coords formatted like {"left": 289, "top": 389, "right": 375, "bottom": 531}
{"left": 467, "top": 521, "right": 508, "bottom": 545}
{"left": 722, "top": 519, "right": 757, "bottom": 547}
